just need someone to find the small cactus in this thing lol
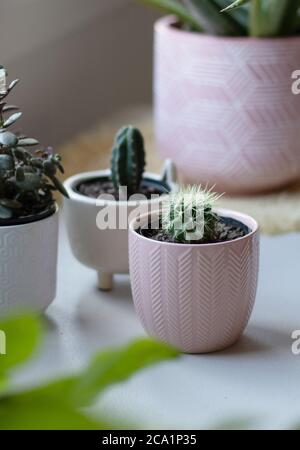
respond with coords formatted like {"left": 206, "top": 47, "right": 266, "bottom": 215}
{"left": 161, "top": 185, "right": 221, "bottom": 243}
{"left": 111, "top": 126, "right": 146, "bottom": 197}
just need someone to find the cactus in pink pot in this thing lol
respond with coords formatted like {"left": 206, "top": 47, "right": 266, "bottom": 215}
{"left": 129, "top": 185, "right": 260, "bottom": 353}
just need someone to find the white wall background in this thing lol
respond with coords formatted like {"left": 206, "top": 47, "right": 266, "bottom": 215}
{"left": 0, "top": 0, "right": 159, "bottom": 145}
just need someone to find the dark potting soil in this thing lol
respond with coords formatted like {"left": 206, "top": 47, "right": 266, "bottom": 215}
{"left": 0, "top": 203, "right": 56, "bottom": 227}
{"left": 77, "top": 178, "right": 168, "bottom": 201}
{"left": 139, "top": 216, "right": 249, "bottom": 244}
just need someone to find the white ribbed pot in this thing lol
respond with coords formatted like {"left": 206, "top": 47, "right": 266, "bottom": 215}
{"left": 0, "top": 207, "right": 59, "bottom": 316}
{"left": 64, "top": 161, "right": 177, "bottom": 291}
{"left": 154, "top": 16, "right": 300, "bottom": 194}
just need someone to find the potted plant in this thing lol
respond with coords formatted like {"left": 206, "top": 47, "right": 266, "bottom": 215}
{"left": 139, "top": 0, "right": 300, "bottom": 194}
{"left": 0, "top": 66, "right": 68, "bottom": 315}
{"left": 129, "top": 185, "right": 260, "bottom": 353}
{"left": 64, "top": 125, "right": 177, "bottom": 291}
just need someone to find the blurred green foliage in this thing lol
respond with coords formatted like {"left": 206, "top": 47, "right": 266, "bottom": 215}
{"left": 1, "top": 315, "right": 298, "bottom": 430}
{"left": 0, "top": 315, "right": 178, "bottom": 430}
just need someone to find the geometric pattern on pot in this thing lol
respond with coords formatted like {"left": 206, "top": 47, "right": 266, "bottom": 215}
{"left": 154, "top": 16, "right": 300, "bottom": 194}
{"left": 0, "top": 211, "right": 58, "bottom": 315}
{"left": 0, "top": 230, "right": 25, "bottom": 308}
{"left": 129, "top": 209, "right": 260, "bottom": 353}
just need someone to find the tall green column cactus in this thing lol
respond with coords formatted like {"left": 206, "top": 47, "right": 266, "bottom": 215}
{"left": 111, "top": 126, "right": 146, "bottom": 197}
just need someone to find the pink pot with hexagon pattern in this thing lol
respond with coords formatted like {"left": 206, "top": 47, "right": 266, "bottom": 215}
{"left": 154, "top": 16, "right": 300, "bottom": 194}
{"left": 129, "top": 208, "right": 259, "bottom": 354}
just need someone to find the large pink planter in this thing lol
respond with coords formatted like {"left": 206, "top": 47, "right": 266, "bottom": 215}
{"left": 154, "top": 16, "right": 300, "bottom": 194}
{"left": 129, "top": 209, "right": 259, "bottom": 353}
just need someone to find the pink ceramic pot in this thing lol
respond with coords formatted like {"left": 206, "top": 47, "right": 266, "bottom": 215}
{"left": 154, "top": 16, "right": 300, "bottom": 194}
{"left": 129, "top": 209, "right": 259, "bottom": 353}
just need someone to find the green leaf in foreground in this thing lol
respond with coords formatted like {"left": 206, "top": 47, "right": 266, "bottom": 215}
{"left": 211, "top": 417, "right": 255, "bottom": 430}
{"left": 0, "top": 334, "right": 178, "bottom": 430}
{"left": 0, "top": 315, "right": 41, "bottom": 375}
{"left": 72, "top": 339, "right": 179, "bottom": 406}
{"left": 0, "top": 397, "right": 102, "bottom": 430}
{"left": 0, "top": 373, "right": 7, "bottom": 393}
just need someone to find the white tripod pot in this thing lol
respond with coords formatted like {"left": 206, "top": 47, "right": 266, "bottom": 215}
{"left": 63, "top": 160, "right": 177, "bottom": 290}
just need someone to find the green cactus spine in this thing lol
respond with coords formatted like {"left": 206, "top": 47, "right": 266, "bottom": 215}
{"left": 162, "top": 185, "right": 221, "bottom": 243}
{"left": 111, "top": 126, "right": 146, "bottom": 197}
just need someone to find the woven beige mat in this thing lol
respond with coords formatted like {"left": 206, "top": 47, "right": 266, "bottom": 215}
{"left": 59, "top": 107, "right": 300, "bottom": 235}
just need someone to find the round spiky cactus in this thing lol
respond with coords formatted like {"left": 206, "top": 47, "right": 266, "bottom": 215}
{"left": 161, "top": 185, "right": 221, "bottom": 243}
{"left": 111, "top": 126, "right": 146, "bottom": 197}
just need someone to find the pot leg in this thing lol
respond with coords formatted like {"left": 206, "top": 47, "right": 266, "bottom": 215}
{"left": 97, "top": 271, "right": 113, "bottom": 291}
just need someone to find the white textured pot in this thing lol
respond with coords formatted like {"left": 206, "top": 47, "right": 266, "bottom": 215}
{"left": 64, "top": 161, "right": 177, "bottom": 291}
{"left": 0, "top": 207, "right": 59, "bottom": 316}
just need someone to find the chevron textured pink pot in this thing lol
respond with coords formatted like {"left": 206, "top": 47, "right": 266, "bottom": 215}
{"left": 154, "top": 16, "right": 300, "bottom": 194}
{"left": 129, "top": 209, "right": 259, "bottom": 353}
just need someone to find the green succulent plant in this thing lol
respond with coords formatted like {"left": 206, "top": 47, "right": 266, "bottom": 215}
{"left": 138, "top": 0, "right": 300, "bottom": 37}
{"left": 0, "top": 66, "right": 68, "bottom": 223}
{"left": 111, "top": 126, "right": 146, "bottom": 198}
{"left": 161, "top": 185, "right": 221, "bottom": 243}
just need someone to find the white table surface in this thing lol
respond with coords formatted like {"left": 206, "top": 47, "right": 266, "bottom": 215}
{"left": 14, "top": 213, "right": 300, "bottom": 430}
